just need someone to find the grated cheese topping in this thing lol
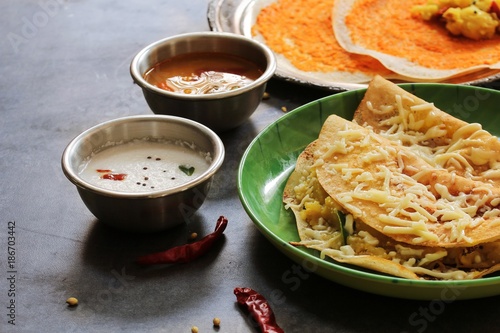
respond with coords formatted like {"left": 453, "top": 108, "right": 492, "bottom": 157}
{"left": 369, "top": 94, "right": 500, "bottom": 184}
{"left": 284, "top": 85, "right": 500, "bottom": 280}
{"left": 318, "top": 113, "right": 500, "bottom": 247}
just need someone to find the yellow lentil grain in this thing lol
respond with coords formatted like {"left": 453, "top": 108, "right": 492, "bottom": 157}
{"left": 191, "top": 326, "right": 199, "bottom": 333}
{"left": 213, "top": 317, "right": 221, "bottom": 327}
{"left": 189, "top": 232, "right": 198, "bottom": 240}
{"left": 66, "top": 297, "right": 78, "bottom": 307}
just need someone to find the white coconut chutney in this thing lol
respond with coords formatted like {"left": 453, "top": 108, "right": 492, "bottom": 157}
{"left": 78, "top": 139, "right": 212, "bottom": 192}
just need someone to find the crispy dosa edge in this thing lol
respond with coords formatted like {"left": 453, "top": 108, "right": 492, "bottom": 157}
{"left": 315, "top": 114, "right": 500, "bottom": 248}
{"left": 353, "top": 75, "right": 467, "bottom": 141}
{"left": 283, "top": 140, "right": 323, "bottom": 243}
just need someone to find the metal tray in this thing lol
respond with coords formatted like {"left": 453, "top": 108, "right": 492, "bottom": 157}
{"left": 207, "top": 0, "right": 500, "bottom": 92}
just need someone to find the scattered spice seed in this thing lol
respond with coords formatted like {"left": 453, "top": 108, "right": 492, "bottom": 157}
{"left": 213, "top": 317, "right": 221, "bottom": 327}
{"left": 66, "top": 297, "right": 78, "bottom": 307}
{"left": 190, "top": 232, "right": 198, "bottom": 240}
{"left": 281, "top": 106, "right": 287, "bottom": 112}
{"left": 262, "top": 92, "right": 270, "bottom": 100}
{"left": 191, "top": 326, "right": 199, "bottom": 333}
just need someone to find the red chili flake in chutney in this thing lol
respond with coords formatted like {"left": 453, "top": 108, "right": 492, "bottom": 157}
{"left": 96, "top": 169, "right": 127, "bottom": 181}
{"left": 101, "top": 173, "right": 127, "bottom": 181}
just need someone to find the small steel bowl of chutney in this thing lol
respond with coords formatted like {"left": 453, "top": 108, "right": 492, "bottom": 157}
{"left": 130, "top": 32, "right": 277, "bottom": 132}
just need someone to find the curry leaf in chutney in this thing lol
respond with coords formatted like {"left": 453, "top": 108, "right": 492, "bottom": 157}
{"left": 179, "top": 164, "right": 195, "bottom": 176}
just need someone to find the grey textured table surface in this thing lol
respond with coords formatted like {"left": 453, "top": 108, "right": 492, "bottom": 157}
{"left": 1, "top": 1, "right": 500, "bottom": 332}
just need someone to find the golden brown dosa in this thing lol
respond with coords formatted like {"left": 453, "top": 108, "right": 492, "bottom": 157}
{"left": 333, "top": 0, "right": 500, "bottom": 81}
{"left": 283, "top": 140, "right": 422, "bottom": 279}
{"left": 283, "top": 76, "right": 500, "bottom": 279}
{"left": 315, "top": 114, "right": 500, "bottom": 248}
{"left": 354, "top": 76, "right": 500, "bottom": 187}
{"left": 283, "top": 125, "right": 500, "bottom": 279}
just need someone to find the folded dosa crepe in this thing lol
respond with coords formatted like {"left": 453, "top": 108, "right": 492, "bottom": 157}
{"left": 284, "top": 124, "right": 500, "bottom": 279}
{"left": 315, "top": 114, "right": 500, "bottom": 248}
{"left": 251, "top": 0, "right": 411, "bottom": 85}
{"left": 283, "top": 77, "right": 500, "bottom": 279}
{"left": 284, "top": 141, "right": 422, "bottom": 279}
{"left": 353, "top": 76, "right": 500, "bottom": 187}
{"left": 333, "top": 0, "right": 500, "bottom": 81}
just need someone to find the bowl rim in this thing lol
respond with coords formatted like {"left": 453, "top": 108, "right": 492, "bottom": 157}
{"left": 129, "top": 31, "right": 277, "bottom": 100}
{"left": 61, "top": 115, "right": 225, "bottom": 199}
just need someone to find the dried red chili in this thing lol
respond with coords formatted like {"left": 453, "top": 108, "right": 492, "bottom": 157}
{"left": 234, "top": 287, "right": 284, "bottom": 333}
{"left": 136, "top": 216, "right": 228, "bottom": 265}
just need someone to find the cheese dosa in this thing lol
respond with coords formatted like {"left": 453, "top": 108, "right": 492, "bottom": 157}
{"left": 315, "top": 115, "right": 500, "bottom": 248}
{"left": 283, "top": 118, "right": 500, "bottom": 279}
{"left": 353, "top": 76, "right": 500, "bottom": 187}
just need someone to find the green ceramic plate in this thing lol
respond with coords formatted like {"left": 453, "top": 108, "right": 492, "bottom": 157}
{"left": 238, "top": 83, "right": 500, "bottom": 300}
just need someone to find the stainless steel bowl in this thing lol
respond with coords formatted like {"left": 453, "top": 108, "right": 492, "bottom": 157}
{"left": 61, "top": 115, "right": 225, "bottom": 232}
{"left": 130, "top": 32, "right": 277, "bottom": 132}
